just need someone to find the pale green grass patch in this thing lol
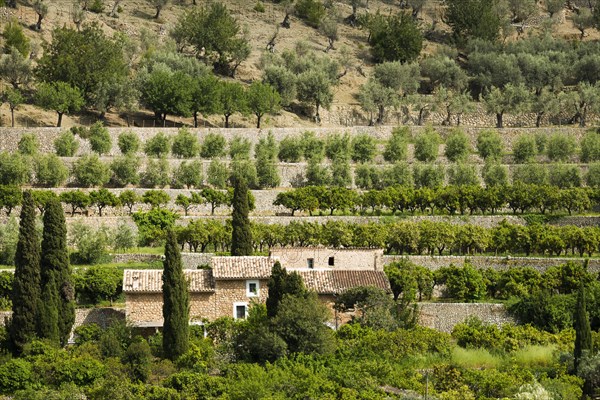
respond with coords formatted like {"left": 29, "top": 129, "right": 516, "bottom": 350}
{"left": 451, "top": 347, "right": 502, "bottom": 369}
{"left": 512, "top": 345, "right": 556, "bottom": 368}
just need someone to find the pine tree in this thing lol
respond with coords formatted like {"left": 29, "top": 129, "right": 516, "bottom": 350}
{"left": 9, "top": 191, "right": 41, "bottom": 354}
{"left": 574, "top": 281, "right": 592, "bottom": 371}
{"left": 231, "top": 176, "right": 253, "bottom": 256}
{"left": 162, "top": 229, "right": 189, "bottom": 360}
{"left": 38, "top": 197, "right": 74, "bottom": 346}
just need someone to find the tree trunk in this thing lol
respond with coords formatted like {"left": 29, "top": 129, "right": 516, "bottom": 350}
{"left": 57, "top": 112, "right": 63, "bottom": 128}
{"left": 225, "top": 114, "right": 230, "bottom": 128}
{"left": 256, "top": 114, "right": 262, "bottom": 129}
{"left": 496, "top": 112, "right": 503, "bottom": 128}
{"left": 536, "top": 113, "right": 543, "bottom": 128}
{"left": 417, "top": 108, "right": 425, "bottom": 125}
{"left": 315, "top": 102, "right": 321, "bottom": 123}
{"left": 456, "top": 114, "right": 462, "bottom": 126}
{"left": 580, "top": 107, "right": 587, "bottom": 127}
{"left": 36, "top": 14, "right": 43, "bottom": 30}
{"left": 193, "top": 112, "right": 198, "bottom": 128}
{"left": 10, "top": 108, "right": 15, "bottom": 128}
{"left": 154, "top": 6, "right": 161, "bottom": 19}
{"left": 377, "top": 105, "right": 385, "bottom": 124}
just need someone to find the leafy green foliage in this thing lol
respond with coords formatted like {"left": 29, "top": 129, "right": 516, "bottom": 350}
{"left": 88, "top": 122, "right": 112, "bottom": 155}
{"left": 200, "top": 133, "right": 227, "bottom": 159}
{"left": 72, "top": 154, "right": 110, "bottom": 187}
{"left": 117, "top": 131, "right": 141, "bottom": 155}
{"left": 54, "top": 131, "right": 79, "bottom": 157}
{"left": 144, "top": 132, "right": 171, "bottom": 158}
{"left": 369, "top": 12, "right": 423, "bottom": 63}
{"left": 34, "top": 155, "right": 68, "bottom": 187}
{"left": 414, "top": 128, "right": 441, "bottom": 162}
{"left": 171, "top": 128, "right": 199, "bottom": 158}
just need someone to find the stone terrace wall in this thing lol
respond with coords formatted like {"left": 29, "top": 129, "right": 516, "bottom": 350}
{"left": 0, "top": 126, "right": 590, "bottom": 156}
{"left": 418, "top": 303, "right": 513, "bottom": 333}
{"left": 385, "top": 255, "right": 600, "bottom": 272}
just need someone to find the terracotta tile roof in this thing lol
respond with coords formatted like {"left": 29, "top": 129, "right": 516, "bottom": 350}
{"left": 211, "top": 256, "right": 275, "bottom": 279}
{"left": 123, "top": 270, "right": 214, "bottom": 293}
{"left": 297, "top": 270, "right": 390, "bottom": 294}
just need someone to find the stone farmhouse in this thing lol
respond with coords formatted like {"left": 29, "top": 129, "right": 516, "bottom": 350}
{"left": 122, "top": 247, "right": 390, "bottom": 328}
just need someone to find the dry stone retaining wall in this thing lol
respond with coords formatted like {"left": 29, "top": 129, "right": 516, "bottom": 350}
{"left": 384, "top": 255, "right": 600, "bottom": 272}
{"left": 417, "top": 303, "right": 513, "bottom": 333}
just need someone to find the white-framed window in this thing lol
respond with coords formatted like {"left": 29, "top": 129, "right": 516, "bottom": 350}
{"left": 233, "top": 302, "right": 248, "bottom": 320}
{"left": 246, "top": 280, "right": 259, "bottom": 297}
{"left": 307, "top": 258, "right": 314, "bottom": 269}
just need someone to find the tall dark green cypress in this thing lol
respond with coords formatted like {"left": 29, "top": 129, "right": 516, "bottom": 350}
{"left": 162, "top": 229, "right": 189, "bottom": 360}
{"left": 574, "top": 281, "right": 592, "bottom": 371}
{"left": 231, "top": 176, "right": 253, "bottom": 256}
{"left": 9, "top": 191, "right": 41, "bottom": 354}
{"left": 38, "top": 197, "right": 74, "bottom": 346}
{"left": 266, "top": 261, "right": 305, "bottom": 318}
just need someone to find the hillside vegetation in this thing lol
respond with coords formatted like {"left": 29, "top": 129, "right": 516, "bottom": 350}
{"left": 1, "top": 0, "right": 600, "bottom": 128}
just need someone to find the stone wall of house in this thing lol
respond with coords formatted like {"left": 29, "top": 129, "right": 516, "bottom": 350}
{"left": 270, "top": 248, "right": 384, "bottom": 271}
{"left": 417, "top": 303, "right": 513, "bottom": 333}
{"left": 383, "top": 255, "right": 600, "bottom": 272}
{"left": 214, "top": 279, "right": 269, "bottom": 320}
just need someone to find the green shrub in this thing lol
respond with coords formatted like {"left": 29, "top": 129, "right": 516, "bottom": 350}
{"left": 132, "top": 208, "right": 179, "bottom": 246}
{"left": 113, "top": 223, "right": 137, "bottom": 251}
{"left": 89, "top": 122, "right": 112, "bottom": 155}
{"left": 74, "top": 323, "right": 103, "bottom": 345}
{"left": 354, "top": 164, "right": 382, "bottom": 189}
{"left": 228, "top": 136, "right": 252, "bottom": 159}
{"left": 548, "top": 164, "right": 582, "bottom": 188}
{"left": 0, "top": 217, "right": 18, "bottom": 265}
{"left": 384, "top": 127, "right": 409, "bottom": 162}
{"left": 70, "top": 222, "right": 111, "bottom": 264}
{"left": 207, "top": 159, "right": 229, "bottom": 189}
{"left": 230, "top": 159, "right": 258, "bottom": 189}
{"left": 0, "top": 152, "right": 31, "bottom": 185}
{"left": 325, "top": 133, "right": 351, "bottom": 162}
{"left": 140, "top": 158, "right": 170, "bottom": 188}
{"left": 414, "top": 128, "right": 441, "bottom": 162}
{"left": 200, "top": 133, "right": 226, "bottom": 159}
{"left": 512, "top": 134, "right": 537, "bottom": 163}
{"left": 382, "top": 162, "right": 413, "bottom": 187}
{"left": 110, "top": 155, "right": 141, "bottom": 187}
{"left": 437, "top": 263, "right": 486, "bottom": 302}
{"left": 586, "top": 162, "right": 600, "bottom": 187}
{"left": 447, "top": 163, "right": 479, "bottom": 186}
{"left": 305, "top": 159, "right": 331, "bottom": 186}
{"left": 74, "top": 265, "right": 122, "bottom": 304}
{"left": 34, "top": 154, "right": 69, "bottom": 187}
{"left": 144, "top": 132, "right": 171, "bottom": 157}
{"left": 512, "top": 164, "right": 548, "bottom": 185}
{"left": 17, "top": 133, "right": 38, "bottom": 155}
{"left": 476, "top": 129, "right": 503, "bottom": 160}
{"left": 534, "top": 132, "right": 547, "bottom": 153}
{"left": 89, "top": 0, "right": 104, "bottom": 13}
{"left": 0, "top": 358, "right": 33, "bottom": 393}
{"left": 256, "top": 157, "right": 280, "bottom": 189}
{"left": 330, "top": 158, "right": 352, "bottom": 187}
{"left": 482, "top": 161, "right": 508, "bottom": 187}
{"left": 413, "top": 163, "right": 444, "bottom": 188}
{"left": 546, "top": 132, "right": 576, "bottom": 162}
{"left": 117, "top": 131, "right": 141, "bottom": 155}
{"left": 54, "top": 131, "right": 79, "bottom": 157}
{"left": 172, "top": 128, "right": 199, "bottom": 158}
{"left": 295, "top": 0, "right": 326, "bottom": 27}
{"left": 351, "top": 133, "right": 377, "bottom": 163}
{"left": 278, "top": 136, "right": 303, "bottom": 162}
{"left": 301, "top": 131, "right": 325, "bottom": 162}
{"left": 580, "top": 130, "right": 600, "bottom": 162}
{"left": 72, "top": 154, "right": 110, "bottom": 187}
{"left": 172, "top": 160, "right": 203, "bottom": 189}
{"left": 444, "top": 129, "right": 470, "bottom": 162}
{"left": 253, "top": 1, "right": 265, "bottom": 12}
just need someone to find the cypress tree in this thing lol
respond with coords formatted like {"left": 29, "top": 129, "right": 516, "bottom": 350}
{"left": 231, "top": 176, "right": 253, "bottom": 256}
{"left": 574, "top": 281, "right": 592, "bottom": 371}
{"left": 9, "top": 191, "right": 41, "bottom": 354}
{"left": 38, "top": 197, "right": 74, "bottom": 346}
{"left": 162, "top": 229, "right": 189, "bottom": 360}
{"left": 266, "top": 262, "right": 305, "bottom": 318}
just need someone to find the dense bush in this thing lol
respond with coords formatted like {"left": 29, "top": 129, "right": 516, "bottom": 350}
{"left": 172, "top": 128, "right": 199, "bottom": 158}
{"left": 413, "top": 163, "right": 444, "bottom": 188}
{"left": 72, "top": 154, "right": 110, "bottom": 187}
{"left": 351, "top": 134, "right": 377, "bottom": 163}
{"left": 512, "top": 163, "right": 548, "bottom": 185}
{"left": 383, "top": 127, "right": 409, "bottom": 162}
{"left": 0, "top": 152, "right": 30, "bottom": 185}
{"left": 548, "top": 164, "right": 582, "bottom": 188}
{"left": 34, "top": 154, "right": 69, "bottom": 187}
{"left": 228, "top": 136, "right": 252, "bottom": 159}
{"left": 482, "top": 161, "right": 508, "bottom": 187}
{"left": 17, "top": 134, "right": 38, "bottom": 156}
{"left": 444, "top": 129, "right": 470, "bottom": 162}
{"left": 580, "top": 130, "right": 600, "bottom": 162}
{"left": 301, "top": 131, "right": 325, "bottom": 162}
{"left": 207, "top": 159, "right": 229, "bottom": 189}
{"left": 69, "top": 223, "right": 111, "bottom": 264}
{"left": 278, "top": 136, "right": 304, "bottom": 163}
{"left": 140, "top": 158, "right": 170, "bottom": 188}
{"left": 117, "top": 131, "right": 141, "bottom": 155}
{"left": 110, "top": 155, "right": 141, "bottom": 187}
{"left": 54, "top": 131, "right": 79, "bottom": 157}
{"left": 172, "top": 160, "right": 203, "bottom": 189}
{"left": 447, "top": 163, "right": 479, "bottom": 186}
{"left": 200, "top": 133, "right": 227, "bottom": 159}
{"left": 414, "top": 128, "right": 441, "bottom": 162}
{"left": 476, "top": 130, "right": 503, "bottom": 160}
{"left": 88, "top": 122, "right": 112, "bottom": 155}
{"left": 512, "top": 134, "right": 537, "bottom": 163}
{"left": 294, "top": 0, "right": 326, "bottom": 27}
{"left": 546, "top": 132, "right": 577, "bottom": 162}
{"left": 144, "top": 132, "right": 171, "bottom": 157}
